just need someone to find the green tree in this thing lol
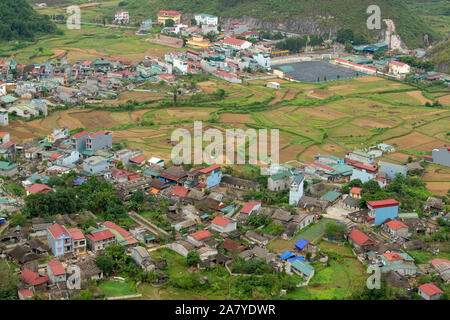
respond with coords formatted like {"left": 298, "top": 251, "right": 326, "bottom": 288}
{"left": 95, "top": 254, "right": 114, "bottom": 276}
{"left": 165, "top": 19, "right": 175, "bottom": 27}
{"left": 324, "top": 222, "right": 346, "bottom": 239}
{"left": 10, "top": 213, "right": 27, "bottom": 227}
{"left": 186, "top": 251, "right": 201, "bottom": 266}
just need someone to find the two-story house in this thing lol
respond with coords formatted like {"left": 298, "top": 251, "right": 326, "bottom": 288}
{"left": 47, "top": 223, "right": 73, "bottom": 256}
{"left": 86, "top": 229, "right": 117, "bottom": 252}
{"left": 86, "top": 130, "right": 112, "bottom": 152}
{"left": 198, "top": 164, "right": 222, "bottom": 189}
{"left": 47, "top": 260, "right": 66, "bottom": 284}
{"left": 68, "top": 228, "right": 86, "bottom": 256}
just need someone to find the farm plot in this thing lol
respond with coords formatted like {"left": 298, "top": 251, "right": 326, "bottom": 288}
{"left": 385, "top": 131, "right": 444, "bottom": 151}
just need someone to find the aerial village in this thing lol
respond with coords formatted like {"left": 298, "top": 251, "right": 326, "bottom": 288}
{"left": 0, "top": 9, "right": 448, "bottom": 301}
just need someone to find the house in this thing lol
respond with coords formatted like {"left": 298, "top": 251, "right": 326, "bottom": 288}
{"left": 388, "top": 60, "right": 411, "bottom": 75}
{"left": 367, "top": 198, "right": 399, "bottom": 226}
{"left": 19, "top": 268, "right": 49, "bottom": 290}
{"left": 298, "top": 196, "right": 327, "bottom": 212}
{"left": 346, "top": 150, "right": 375, "bottom": 165}
{"left": 140, "top": 19, "right": 153, "bottom": 31}
{"left": 148, "top": 157, "right": 164, "bottom": 167}
{"left": 86, "top": 229, "right": 117, "bottom": 252}
{"left": 293, "top": 213, "right": 315, "bottom": 230}
{"left": 187, "top": 230, "right": 212, "bottom": 247}
{"left": 170, "top": 185, "right": 189, "bottom": 198}
{"left": 76, "top": 258, "right": 104, "bottom": 280}
{"left": 48, "top": 127, "right": 69, "bottom": 144}
{"left": 320, "top": 190, "right": 341, "bottom": 205}
{"left": 244, "top": 230, "right": 269, "bottom": 246}
{"left": 418, "top": 283, "right": 443, "bottom": 300}
{"left": 47, "top": 223, "right": 73, "bottom": 256}
{"left": 18, "top": 288, "right": 34, "bottom": 300}
{"left": 6, "top": 245, "right": 40, "bottom": 265}
{"left": 347, "top": 229, "right": 376, "bottom": 250}
{"left": 83, "top": 156, "right": 109, "bottom": 174}
{"left": 222, "top": 37, "right": 252, "bottom": 50}
{"left": 197, "top": 246, "right": 218, "bottom": 262}
{"left": 350, "top": 163, "right": 377, "bottom": 183}
{"left": 350, "top": 187, "right": 362, "bottom": 199}
{"left": 0, "top": 132, "right": 9, "bottom": 144}
{"left": 71, "top": 131, "right": 89, "bottom": 152}
{"left": 266, "top": 82, "right": 280, "bottom": 89}
{"left": 167, "top": 240, "right": 195, "bottom": 257}
{"left": 67, "top": 228, "right": 86, "bottom": 256}
{"left": 0, "top": 81, "right": 6, "bottom": 96}
{"left": 47, "top": 260, "right": 66, "bottom": 284}
{"left": 383, "top": 220, "right": 409, "bottom": 238}
{"left": 295, "top": 238, "right": 315, "bottom": 253}
{"left": 131, "top": 246, "right": 154, "bottom": 271}
{"left": 267, "top": 170, "right": 293, "bottom": 191}
{"left": 423, "top": 196, "right": 445, "bottom": 214}
{"left": 0, "top": 161, "right": 18, "bottom": 177}
{"left": 429, "top": 259, "right": 450, "bottom": 284}
{"left": 159, "top": 166, "right": 188, "bottom": 185}
{"left": 219, "top": 238, "right": 246, "bottom": 253}
{"left": 378, "top": 161, "right": 407, "bottom": 180}
{"left": 186, "top": 36, "right": 212, "bottom": 49}
{"left": 25, "top": 183, "right": 52, "bottom": 195}
{"left": 196, "top": 164, "right": 222, "bottom": 189}
{"left": 0, "top": 109, "right": 8, "bottom": 126}
{"left": 289, "top": 260, "right": 315, "bottom": 279}
{"left": 103, "top": 221, "right": 138, "bottom": 247}
{"left": 157, "top": 10, "right": 182, "bottom": 25}
{"left": 86, "top": 130, "right": 112, "bottom": 152}
{"left": 115, "top": 10, "right": 129, "bottom": 24}
{"left": 432, "top": 147, "right": 450, "bottom": 167}
{"left": 240, "top": 201, "right": 261, "bottom": 216}
{"left": 129, "top": 154, "right": 145, "bottom": 167}
{"left": 220, "top": 175, "right": 260, "bottom": 190}
{"left": 211, "top": 217, "right": 236, "bottom": 233}
{"left": 289, "top": 174, "right": 304, "bottom": 206}
{"left": 195, "top": 13, "right": 218, "bottom": 26}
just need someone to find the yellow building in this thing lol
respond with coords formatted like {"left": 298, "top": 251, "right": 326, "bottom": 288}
{"left": 157, "top": 10, "right": 182, "bottom": 25}
{"left": 186, "top": 36, "right": 211, "bottom": 49}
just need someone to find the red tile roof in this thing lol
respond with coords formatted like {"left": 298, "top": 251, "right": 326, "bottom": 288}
{"left": 171, "top": 185, "right": 189, "bottom": 198}
{"left": 89, "top": 130, "right": 110, "bottom": 139}
{"left": 383, "top": 252, "right": 403, "bottom": 261}
{"left": 48, "top": 223, "right": 69, "bottom": 239}
{"left": 211, "top": 217, "right": 233, "bottom": 227}
{"left": 189, "top": 230, "right": 212, "bottom": 241}
{"left": 385, "top": 220, "right": 408, "bottom": 230}
{"left": 348, "top": 229, "right": 375, "bottom": 247}
{"left": 352, "top": 162, "right": 378, "bottom": 173}
{"left": 159, "top": 172, "right": 181, "bottom": 181}
{"left": 419, "top": 283, "right": 443, "bottom": 296}
{"left": 389, "top": 60, "right": 406, "bottom": 66}
{"left": 130, "top": 155, "right": 145, "bottom": 164}
{"left": 429, "top": 258, "right": 450, "bottom": 266}
{"left": 199, "top": 164, "right": 221, "bottom": 174}
{"left": 223, "top": 37, "right": 247, "bottom": 46}
{"left": 103, "top": 221, "right": 137, "bottom": 245}
{"left": 0, "top": 132, "right": 8, "bottom": 138}
{"left": 304, "top": 162, "right": 334, "bottom": 172}
{"left": 72, "top": 131, "right": 88, "bottom": 139}
{"left": 18, "top": 288, "right": 34, "bottom": 299}
{"left": 47, "top": 260, "right": 66, "bottom": 275}
{"left": 26, "top": 183, "right": 52, "bottom": 195}
{"left": 49, "top": 153, "right": 62, "bottom": 161}
{"left": 158, "top": 10, "right": 181, "bottom": 17}
{"left": 67, "top": 228, "right": 85, "bottom": 240}
{"left": 240, "top": 201, "right": 261, "bottom": 214}
{"left": 86, "top": 229, "right": 116, "bottom": 242}
{"left": 367, "top": 198, "right": 399, "bottom": 209}
{"left": 350, "top": 187, "right": 362, "bottom": 194}
{"left": 19, "top": 268, "right": 49, "bottom": 286}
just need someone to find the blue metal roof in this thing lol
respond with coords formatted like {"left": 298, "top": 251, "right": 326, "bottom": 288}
{"left": 280, "top": 251, "right": 295, "bottom": 260}
{"left": 295, "top": 238, "right": 309, "bottom": 250}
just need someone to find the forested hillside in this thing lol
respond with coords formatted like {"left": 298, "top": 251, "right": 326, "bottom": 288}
{"left": 0, "top": 0, "right": 58, "bottom": 41}
{"left": 122, "top": 0, "right": 440, "bottom": 47}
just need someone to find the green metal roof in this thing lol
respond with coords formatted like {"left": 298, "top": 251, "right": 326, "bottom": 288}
{"left": 279, "top": 65, "right": 294, "bottom": 73}
{"left": 320, "top": 190, "right": 341, "bottom": 202}
{"left": 329, "top": 164, "right": 353, "bottom": 176}
{"left": 398, "top": 212, "right": 419, "bottom": 219}
{"left": 351, "top": 150, "right": 371, "bottom": 158}
{"left": 291, "top": 260, "right": 314, "bottom": 277}
{"left": 270, "top": 170, "right": 293, "bottom": 181}
{"left": 0, "top": 161, "right": 18, "bottom": 170}
{"left": 0, "top": 95, "right": 18, "bottom": 103}
{"left": 143, "top": 170, "right": 160, "bottom": 177}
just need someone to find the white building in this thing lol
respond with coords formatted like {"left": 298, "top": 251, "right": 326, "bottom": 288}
{"left": 388, "top": 60, "right": 411, "bottom": 75}
{"left": 211, "top": 217, "right": 237, "bottom": 233}
{"left": 0, "top": 82, "right": 6, "bottom": 96}
{"left": 0, "top": 110, "right": 8, "bottom": 126}
{"left": 222, "top": 37, "right": 252, "bottom": 50}
{"left": 253, "top": 52, "right": 271, "bottom": 69}
{"left": 173, "top": 57, "right": 188, "bottom": 74}
{"left": 115, "top": 10, "right": 129, "bottom": 24}
{"left": 194, "top": 14, "right": 218, "bottom": 26}
{"left": 289, "top": 174, "right": 304, "bottom": 206}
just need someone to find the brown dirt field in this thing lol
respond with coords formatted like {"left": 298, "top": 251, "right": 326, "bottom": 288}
{"left": 130, "top": 109, "right": 151, "bottom": 122}
{"left": 351, "top": 117, "right": 396, "bottom": 128}
{"left": 438, "top": 95, "right": 450, "bottom": 106}
{"left": 386, "top": 152, "right": 411, "bottom": 162}
{"left": 3, "top": 121, "right": 42, "bottom": 142}
{"left": 279, "top": 145, "right": 306, "bottom": 163}
{"left": 320, "top": 143, "right": 346, "bottom": 155}
{"left": 307, "top": 89, "right": 333, "bottom": 99}
{"left": 354, "top": 76, "right": 384, "bottom": 82}
{"left": 284, "top": 88, "right": 299, "bottom": 100}
{"left": 329, "top": 84, "right": 357, "bottom": 93}
{"left": 388, "top": 83, "right": 403, "bottom": 87}
{"left": 58, "top": 110, "right": 85, "bottom": 128}
{"left": 425, "top": 182, "right": 450, "bottom": 196}
{"left": 402, "top": 109, "right": 446, "bottom": 119}
{"left": 166, "top": 108, "right": 212, "bottom": 120}
{"left": 218, "top": 113, "right": 256, "bottom": 123}
{"left": 406, "top": 91, "right": 432, "bottom": 104}
{"left": 385, "top": 132, "right": 439, "bottom": 150}
{"left": 268, "top": 90, "right": 283, "bottom": 106}
{"left": 422, "top": 165, "right": 450, "bottom": 181}
{"left": 197, "top": 81, "right": 217, "bottom": 94}
{"left": 112, "top": 128, "right": 167, "bottom": 140}
{"left": 299, "top": 107, "right": 347, "bottom": 120}
{"left": 69, "top": 110, "right": 119, "bottom": 129}
{"left": 114, "top": 91, "right": 164, "bottom": 104}
{"left": 414, "top": 140, "right": 448, "bottom": 152}
{"left": 300, "top": 145, "right": 329, "bottom": 162}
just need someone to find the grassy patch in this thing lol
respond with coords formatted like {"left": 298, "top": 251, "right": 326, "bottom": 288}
{"left": 99, "top": 279, "right": 137, "bottom": 297}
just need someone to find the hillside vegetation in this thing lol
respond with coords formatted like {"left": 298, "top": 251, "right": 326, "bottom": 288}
{"left": 0, "top": 0, "right": 58, "bottom": 41}
{"left": 426, "top": 39, "right": 450, "bottom": 73}
{"left": 122, "top": 0, "right": 440, "bottom": 47}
